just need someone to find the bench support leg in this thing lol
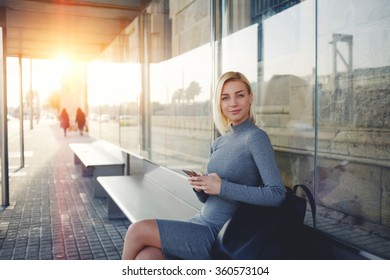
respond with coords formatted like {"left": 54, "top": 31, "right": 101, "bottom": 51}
{"left": 93, "top": 166, "right": 124, "bottom": 198}
{"left": 74, "top": 154, "right": 81, "bottom": 165}
{"left": 107, "top": 196, "right": 126, "bottom": 220}
{"left": 81, "top": 165, "right": 94, "bottom": 177}
{"left": 93, "top": 178, "right": 108, "bottom": 198}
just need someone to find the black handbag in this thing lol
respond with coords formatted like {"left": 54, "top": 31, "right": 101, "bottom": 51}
{"left": 211, "top": 185, "right": 316, "bottom": 260}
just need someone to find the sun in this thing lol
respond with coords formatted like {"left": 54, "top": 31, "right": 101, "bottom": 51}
{"left": 53, "top": 56, "right": 72, "bottom": 77}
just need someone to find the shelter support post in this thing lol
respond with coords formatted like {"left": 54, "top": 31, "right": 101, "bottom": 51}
{"left": 0, "top": 7, "right": 10, "bottom": 207}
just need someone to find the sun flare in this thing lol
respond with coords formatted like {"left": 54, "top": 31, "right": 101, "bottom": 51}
{"left": 53, "top": 56, "right": 72, "bottom": 77}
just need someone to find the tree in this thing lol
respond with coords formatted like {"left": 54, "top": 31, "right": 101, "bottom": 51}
{"left": 172, "top": 88, "right": 185, "bottom": 103}
{"left": 47, "top": 90, "right": 61, "bottom": 112}
{"left": 185, "top": 81, "right": 201, "bottom": 103}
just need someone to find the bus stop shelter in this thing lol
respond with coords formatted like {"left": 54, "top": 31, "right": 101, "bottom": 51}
{"left": 0, "top": 0, "right": 150, "bottom": 207}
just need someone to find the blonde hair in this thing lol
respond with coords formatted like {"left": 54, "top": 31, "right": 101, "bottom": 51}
{"left": 213, "top": 71, "right": 256, "bottom": 135}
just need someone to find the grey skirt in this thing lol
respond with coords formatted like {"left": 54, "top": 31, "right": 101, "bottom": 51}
{"left": 156, "top": 218, "right": 219, "bottom": 260}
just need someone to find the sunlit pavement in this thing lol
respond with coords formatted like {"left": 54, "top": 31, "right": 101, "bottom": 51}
{"left": 0, "top": 120, "right": 130, "bottom": 260}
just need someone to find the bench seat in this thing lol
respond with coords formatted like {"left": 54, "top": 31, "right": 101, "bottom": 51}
{"left": 69, "top": 143, "right": 124, "bottom": 167}
{"left": 97, "top": 162, "right": 203, "bottom": 221}
{"left": 97, "top": 175, "right": 201, "bottom": 221}
{"left": 69, "top": 140, "right": 124, "bottom": 167}
{"left": 69, "top": 140, "right": 125, "bottom": 197}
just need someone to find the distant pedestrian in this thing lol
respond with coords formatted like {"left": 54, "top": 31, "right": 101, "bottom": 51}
{"left": 75, "top": 107, "right": 86, "bottom": 135}
{"left": 59, "top": 108, "right": 70, "bottom": 137}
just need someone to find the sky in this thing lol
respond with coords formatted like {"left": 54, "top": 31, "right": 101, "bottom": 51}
{"left": 87, "top": 61, "right": 141, "bottom": 106}
{"left": 7, "top": 57, "right": 69, "bottom": 107}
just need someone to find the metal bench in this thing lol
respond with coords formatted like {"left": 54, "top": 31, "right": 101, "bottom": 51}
{"left": 69, "top": 140, "right": 125, "bottom": 197}
{"left": 96, "top": 156, "right": 202, "bottom": 221}
{"left": 96, "top": 150, "right": 383, "bottom": 260}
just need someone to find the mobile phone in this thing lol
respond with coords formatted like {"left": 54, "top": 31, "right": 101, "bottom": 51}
{"left": 182, "top": 169, "right": 199, "bottom": 177}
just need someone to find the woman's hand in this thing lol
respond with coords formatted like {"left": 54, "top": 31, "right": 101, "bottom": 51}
{"left": 188, "top": 173, "right": 222, "bottom": 195}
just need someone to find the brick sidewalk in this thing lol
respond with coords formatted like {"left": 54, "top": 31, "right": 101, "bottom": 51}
{"left": 0, "top": 119, "right": 130, "bottom": 260}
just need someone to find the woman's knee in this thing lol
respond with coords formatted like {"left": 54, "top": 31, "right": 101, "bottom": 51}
{"left": 135, "top": 247, "right": 165, "bottom": 260}
{"left": 125, "top": 220, "right": 160, "bottom": 245}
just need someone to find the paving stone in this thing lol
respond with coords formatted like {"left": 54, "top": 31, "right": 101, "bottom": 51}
{"left": 0, "top": 122, "right": 129, "bottom": 260}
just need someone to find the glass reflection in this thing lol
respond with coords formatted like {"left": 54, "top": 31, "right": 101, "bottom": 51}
{"left": 88, "top": 61, "right": 141, "bottom": 151}
{"left": 316, "top": 0, "right": 390, "bottom": 256}
{"left": 149, "top": 45, "right": 212, "bottom": 171}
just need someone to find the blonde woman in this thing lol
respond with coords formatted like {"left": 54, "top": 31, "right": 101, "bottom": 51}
{"left": 122, "top": 71, "right": 285, "bottom": 260}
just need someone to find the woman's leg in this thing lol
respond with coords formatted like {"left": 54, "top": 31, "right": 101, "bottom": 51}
{"left": 78, "top": 124, "right": 83, "bottom": 135}
{"left": 122, "top": 219, "right": 165, "bottom": 260}
{"left": 135, "top": 246, "right": 165, "bottom": 260}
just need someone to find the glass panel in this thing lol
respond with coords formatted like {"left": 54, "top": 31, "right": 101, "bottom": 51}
{"left": 0, "top": 27, "right": 3, "bottom": 199}
{"left": 317, "top": 0, "right": 390, "bottom": 258}
{"left": 221, "top": 24, "right": 258, "bottom": 83}
{"left": 88, "top": 27, "right": 141, "bottom": 154}
{"left": 220, "top": 0, "right": 315, "bottom": 217}
{"left": 6, "top": 57, "right": 23, "bottom": 175}
{"left": 149, "top": 46, "right": 212, "bottom": 171}
{"left": 143, "top": 0, "right": 213, "bottom": 173}
{"left": 260, "top": 0, "right": 315, "bottom": 191}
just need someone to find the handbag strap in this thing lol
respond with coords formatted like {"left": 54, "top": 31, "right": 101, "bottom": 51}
{"left": 293, "top": 184, "right": 316, "bottom": 227}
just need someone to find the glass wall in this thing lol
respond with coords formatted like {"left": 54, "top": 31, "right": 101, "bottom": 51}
{"left": 147, "top": 0, "right": 212, "bottom": 170}
{"left": 87, "top": 0, "right": 390, "bottom": 259}
{"left": 0, "top": 26, "right": 3, "bottom": 205}
{"left": 88, "top": 0, "right": 213, "bottom": 172}
{"left": 316, "top": 0, "right": 390, "bottom": 257}
{"left": 88, "top": 21, "right": 142, "bottom": 154}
